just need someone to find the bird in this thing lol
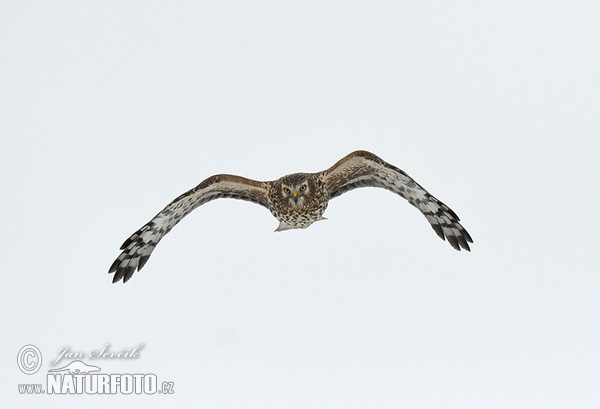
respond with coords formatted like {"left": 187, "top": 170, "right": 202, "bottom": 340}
{"left": 109, "top": 150, "right": 472, "bottom": 283}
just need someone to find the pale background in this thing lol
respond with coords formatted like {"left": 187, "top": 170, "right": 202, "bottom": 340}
{"left": 2, "top": 1, "right": 599, "bottom": 408}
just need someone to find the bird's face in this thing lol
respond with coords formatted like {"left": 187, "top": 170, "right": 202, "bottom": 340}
{"left": 281, "top": 178, "right": 310, "bottom": 207}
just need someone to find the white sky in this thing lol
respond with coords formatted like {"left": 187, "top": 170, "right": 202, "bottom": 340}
{"left": 2, "top": 1, "right": 599, "bottom": 408}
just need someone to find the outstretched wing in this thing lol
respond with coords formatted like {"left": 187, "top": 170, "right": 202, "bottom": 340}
{"left": 322, "top": 150, "right": 473, "bottom": 251}
{"left": 109, "top": 174, "right": 269, "bottom": 283}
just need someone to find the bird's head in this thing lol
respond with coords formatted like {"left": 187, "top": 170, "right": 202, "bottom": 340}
{"left": 280, "top": 174, "right": 312, "bottom": 208}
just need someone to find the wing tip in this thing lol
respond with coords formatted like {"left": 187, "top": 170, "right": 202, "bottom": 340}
{"left": 109, "top": 253, "right": 150, "bottom": 284}
{"left": 110, "top": 265, "right": 137, "bottom": 284}
{"left": 430, "top": 221, "right": 473, "bottom": 252}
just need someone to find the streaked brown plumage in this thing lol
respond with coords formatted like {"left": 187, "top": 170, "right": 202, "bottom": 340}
{"left": 109, "top": 150, "right": 473, "bottom": 283}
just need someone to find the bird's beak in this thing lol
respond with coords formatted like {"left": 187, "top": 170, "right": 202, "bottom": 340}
{"left": 292, "top": 189, "right": 298, "bottom": 198}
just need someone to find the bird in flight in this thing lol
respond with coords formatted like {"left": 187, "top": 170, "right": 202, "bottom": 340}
{"left": 109, "top": 150, "right": 472, "bottom": 283}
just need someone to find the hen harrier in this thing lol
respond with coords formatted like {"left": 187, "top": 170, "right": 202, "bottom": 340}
{"left": 109, "top": 150, "right": 472, "bottom": 283}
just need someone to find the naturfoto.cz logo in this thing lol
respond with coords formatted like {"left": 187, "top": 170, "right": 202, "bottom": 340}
{"left": 17, "top": 344, "right": 174, "bottom": 396}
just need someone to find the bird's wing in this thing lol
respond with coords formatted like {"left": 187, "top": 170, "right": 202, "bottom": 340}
{"left": 322, "top": 150, "right": 473, "bottom": 251}
{"left": 109, "top": 174, "right": 269, "bottom": 283}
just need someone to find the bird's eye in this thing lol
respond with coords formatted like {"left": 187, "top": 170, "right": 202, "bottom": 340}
{"left": 299, "top": 184, "right": 307, "bottom": 192}
{"left": 283, "top": 187, "right": 291, "bottom": 194}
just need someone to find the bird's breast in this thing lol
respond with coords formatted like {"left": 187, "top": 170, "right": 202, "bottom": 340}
{"left": 269, "top": 196, "right": 328, "bottom": 229}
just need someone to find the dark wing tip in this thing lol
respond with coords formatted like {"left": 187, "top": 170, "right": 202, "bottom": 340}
{"left": 122, "top": 266, "right": 136, "bottom": 283}
{"left": 457, "top": 237, "right": 471, "bottom": 251}
{"left": 445, "top": 226, "right": 474, "bottom": 252}
{"left": 109, "top": 248, "right": 149, "bottom": 284}
{"left": 110, "top": 263, "right": 139, "bottom": 284}
{"left": 111, "top": 267, "right": 125, "bottom": 284}
{"left": 464, "top": 229, "right": 474, "bottom": 244}
{"left": 138, "top": 254, "right": 150, "bottom": 271}
{"left": 431, "top": 223, "right": 445, "bottom": 241}
{"left": 428, "top": 220, "right": 473, "bottom": 252}
{"left": 108, "top": 258, "right": 120, "bottom": 274}
{"left": 446, "top": 234, "right": 460, "bottom": 251}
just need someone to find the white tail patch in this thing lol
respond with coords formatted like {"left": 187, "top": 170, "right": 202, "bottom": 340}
{"left": 274, "top": 222, "right": 294, "bottom": 232}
